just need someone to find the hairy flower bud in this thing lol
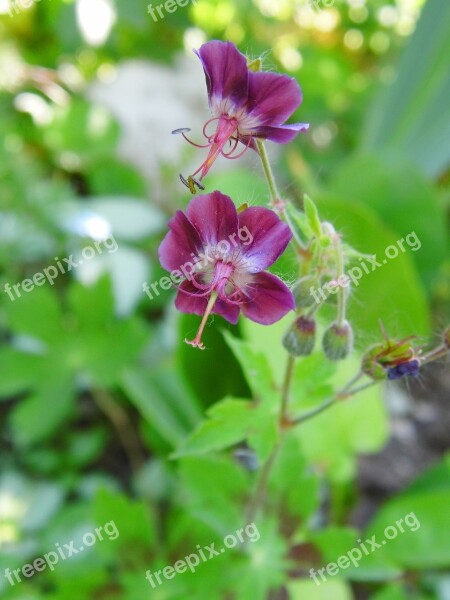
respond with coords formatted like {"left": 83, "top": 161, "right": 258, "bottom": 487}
{"left": 322, "top": 320, "right": 353, "bottom": 360}
{"left": 292, "top": 275, "right": 322, "bottom": 308}
{"left": 283, "top": 316, "right": 316, "bottom": 356}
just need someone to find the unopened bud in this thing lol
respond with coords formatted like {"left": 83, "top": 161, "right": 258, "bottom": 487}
{"left": 322, "top": 320, "right": 353, "bottom": 360}
{"left": 283, "top": 316, "right": 316, "bottom": 356}
{"left": 361, "top": 344, "right": 387, "bottom": 380}
{"left": 293, "top": 276, "right": 322, "bottom": 308}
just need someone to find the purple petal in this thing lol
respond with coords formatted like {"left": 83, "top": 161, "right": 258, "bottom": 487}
{"left": 250, "top": 122, "right": 309, "bottom": 144}
{"left": 195, "top": 41, "right": 249, "bottom": 115}
{"left": 159, "top": 210, "right": 202, "bottom": 272}
{"left": 242, "top": 71, "right": 303, "bottom": 128}
{"left": 241, "top": 272, "right": 295, "bottom": 325}
{"left": 175, "top": 280, "right": 207, "bottom": 316}
{"left": 186, "top": 191, "right": 238, "bottom": 247}
{"left": 238, "top": 206, "right": 293, "bottom": 272}
{"left": 213, "top": 297, "right": 240, "bottom": 325}
{"left": 175, "top": 281, "right": 240, "bottom": 325}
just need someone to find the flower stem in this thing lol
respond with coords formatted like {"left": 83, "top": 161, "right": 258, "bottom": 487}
{"left": 245, "top": 442, "right": 280, "bottom": 525}
{"left": 290, "top": 374, "right": 376, "bottom": 426}
{"left": 420, "top": 343, "right": 448, "bottom": 365}
{"left": 257, "top": 140, "right": 305, "bottom": 250}
{"left": 257, "top": 139, "right": 280, "bottom": 206}
{"left": 245, "top": 354, "right": 295, "bottom": 523}
{"left": 332, "top": 232, "right": 347, "bottom": 327}
{"left": 280, "top": 354, "right": 296, "bottom": 425}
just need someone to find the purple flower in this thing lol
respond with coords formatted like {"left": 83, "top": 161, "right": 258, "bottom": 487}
{"left": 158, "top": 191, "right": 295, "bottom": 349}
{"left": 173, "top": 40, "right": 309, "bottom": 191}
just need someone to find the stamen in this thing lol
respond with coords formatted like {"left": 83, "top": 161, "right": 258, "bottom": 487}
{"left": 172, "top": 128, "right": 191, "bottom": 135}
{"left": 185, "top": 291, "right": 218, "bottom": 351}
{"left": 202, "top": 117, "right": 222, "bottom": 139}
{"left": 221, "top": 137, "right": 239, "bottom": 157}
{"left": 191, "top": 176, "right": 205, "bottom": 190}
{"left": 224, "top": 136, "right": 253, "bottom": 160}
{"left": 179, "top": 174, "right": 196, "bottom": 194}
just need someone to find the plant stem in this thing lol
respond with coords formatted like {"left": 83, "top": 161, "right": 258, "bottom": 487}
{"left": 280, "top": 354, "right": 296, "bottom": 424}
{"left": 257, "top": 139, "right": 305, "bottom": 251}
{"left": 257, "top": 139, "right": 280, "bottom": 205}
{"left": 420, "top": 344, "right": 448, "bottom": 365}
{"left": 291, "top": 374, "right": 376, "bottom": 426}
{"left": 332, "top": 232, "right": 347, "bottom": 327}
{"left": 245, "top": 353, "right": 296, "bottom": 523}
{"left": 245, "top": 442, "right": 280, "bottom": 525}
{"left": 93, "top": 389, "right": 145, "bottom": 473}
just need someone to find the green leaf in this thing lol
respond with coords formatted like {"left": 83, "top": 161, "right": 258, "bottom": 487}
{"left": 174, "top": 397, "right": 255, "bottom": 457}
{"left": 370, "top": 585, "right": 410, "bottom": 600}
{"left": 270, "top": 435, "right": 320, "bottom": 522}
{"left": 4, "top": 287, "right": 64, "bottom": 344}
{"left": 316, "top": 194, "right": 431, "bottom": 338}
{"left": 328, "top": 154, "right": 448, "bottom": 290}
{"left": 0, "top": 349, "right": 45, "bottom": 398}
{"left": 309, "top": 527, "right": 359, "bottom": 565}
{"left": 286, "top": 201, "right": 314, "bottom": 244}
{"left": 9, "top": 375, "right": 75, "bottom": 447}
{"left": 362, "top": 0, "right": 450, "bottom": 177}
{"left": 363, "top": 490, "right": 450, "bottom": 570}
{"left": 93, "top": 488, "right": 156, "bottom": 556}
{"left": 122, "top": 367, "right": 190, "bottom": 447}
{"left": 294, "top": 356, "right": 388, "bottom": 482}
{"left": 178, "top": 313, "right": 250, "bottom": 405}
{"left": 304, "top": 194, "right": 322, "bottom": 238}
{"left": 223, "top": 331, "right": 277, "bottom": 406}
{"left": 177, "top": 455, "right": 249, "bottom": 532}
{"left": 288, "top": 579, "right": 353, "bottom": 600}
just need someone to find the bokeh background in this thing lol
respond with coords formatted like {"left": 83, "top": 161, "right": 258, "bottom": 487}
{"left": 0, "top": 0, "right": 449, "bottom": 598}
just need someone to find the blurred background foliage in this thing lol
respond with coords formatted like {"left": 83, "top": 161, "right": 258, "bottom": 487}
{"left": 0, "top": 0, "right": 449, "bottom": 599}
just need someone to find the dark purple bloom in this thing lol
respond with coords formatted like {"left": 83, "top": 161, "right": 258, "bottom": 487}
{"left": 174, "top": 40, "right": 309, "bottom": 191}
{"left": 158, "top": 191, "right": 295, "bottom": 349}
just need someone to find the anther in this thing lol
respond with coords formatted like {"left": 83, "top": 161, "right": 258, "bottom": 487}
{"left": 172, "top": 128, "right": 191, "bottom": 135}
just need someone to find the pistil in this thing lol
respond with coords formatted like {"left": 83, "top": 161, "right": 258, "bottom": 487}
{"left": 185, "top": 291, "right": 218, "bottom": 350}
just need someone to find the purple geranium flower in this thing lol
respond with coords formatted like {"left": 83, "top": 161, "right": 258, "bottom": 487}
{"left": 158, "top": 191, "right": 295, "bottom": 350}
{"left": 173, "top": 40, "right": 309, "bottom": 191}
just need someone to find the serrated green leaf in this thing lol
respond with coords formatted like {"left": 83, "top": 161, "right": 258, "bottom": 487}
{"left": 174, "top": 397, "right": 255, "bottom": 457}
